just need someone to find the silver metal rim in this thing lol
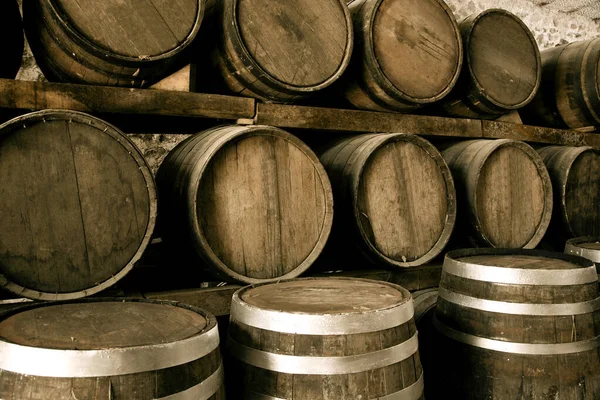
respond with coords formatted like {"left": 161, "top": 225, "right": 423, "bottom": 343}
{"left": 443, "top": 256, "right": 597, "bottom": 285}
{"left": 157, "top": 363, "right": 223, "bottom": 400}
{"left": 565, "top": 241, "right": 600, "bottom": 264}
{"left": 227, "top": 333, "right": 419, "bottom": 375}
{"left": 0, "top": 323, "right": 220, "bottom": 377}
{"left": 243, "top": 372, "right": 424, "bottom": 399}
{"left": 438, "top": 287, "right": 600, "bottom": 316}
{"left": 433, "top": 316, "right": 600, "bottom": 355}
{"left": 231, "top": 291, "right": 414, "bottom": 335}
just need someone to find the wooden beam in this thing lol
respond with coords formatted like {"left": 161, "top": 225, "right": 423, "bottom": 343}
{"left": 255, "top": 103, "right": 483, "bottom": 137}
{"left": 481, "top": 120, "right": 589, "bottom": 146}
{"left": 0, "top": 78, "right": 255, "bottom": 120}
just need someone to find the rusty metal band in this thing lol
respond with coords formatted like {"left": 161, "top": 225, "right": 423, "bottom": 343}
{"left": 230, "top": 295, "right": 414, "bottom": 335}
{"left": 565, "top": 241, "right": 600, "bottom": 264}
{"left": 0, "top": 324, "right": 220, "bottom": 377}
{"left": 157, "top": 363, "right": 223, "bottom": 400}
{"left": 438, "top": 287, "right": 600, "bottom": 316}
{"left": 443, "top": 258, "right": 597, "bottom": 285}
{"left": 227, "top": 333, "right": 419, "bottom": 375}
{"left": 433, "top": 316, "right": 600, "bottom": 355}
{"left": 242, "top": 372, "right": 424, "bottom": 400}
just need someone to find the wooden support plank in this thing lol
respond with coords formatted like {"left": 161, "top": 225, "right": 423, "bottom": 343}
{"left": 143, "top": 286, "right": 242, "bottom": 317}
{"left": 255, "top": 103, "right": 483, "bottom": 137}
{"left": 0, "top": 78, "right": 255, "bottom": 120}
{"left": 482, "top": 120, "right": 589, "bottom": 146}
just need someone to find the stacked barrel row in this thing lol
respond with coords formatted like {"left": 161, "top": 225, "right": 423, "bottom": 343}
{"left": 3, "top": 0, "right": 554, "bottom": 119}
{"left": 1, "top": 109, "right": 600, "bottom": 297}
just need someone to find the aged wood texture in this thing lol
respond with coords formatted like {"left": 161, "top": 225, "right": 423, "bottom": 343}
{"left": 564, "top": 237, "right": 600, "bottom": 278}
{"left": 157, "top": 125, "right": 333, "bottom": 284}
{"left": 342, "top": 0, "right": 462, "bottom": 112}
{"left": 521, "top": 38, "right": 600, "bottom": 132}
{"left": 150, "top": 64, "right": 197, "bottom": 92}
{"left": 0, "top": 299, "right": 225, "bottom": 400}
{"left": 0, "top": 0, "right": 24, "bottom": 80}
{"left": 318, "top": 134, "right": 455, "bottom": 268}
{"left": 432, "top": 249, "right": 600, "bottom": 399}
{"left": 538, "top": 146, "right": 600, "bottom": 245}
{"left": 441, "top": 139, "right": 552, "bottom": 248}
{"left": 434, "top": 9, "right": 541, "bottom": 119}
{"left": 0, "top": 79, "right": 255, "bottom": 120}
{"left": 205, "top": 0, "right": 353, "bottom": 102}
{"left": 228, "top": 278, "right": 424, "bottom": 399}
{"left": 0, "top": 110, "right": 156, "bottom": 300}
{"left": 23, "top": 0, "right": 203, "bottom": 86}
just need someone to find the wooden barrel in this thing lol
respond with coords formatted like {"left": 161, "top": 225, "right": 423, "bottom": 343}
{"left": 227, "top": 277, "right": 424, "bottom": 399}
{"left": 432, "top": 248, "right": 600, "bottom": 399}
{"left": 208, "top": 0, "right": 353, "bottom": 103}
{"left": 435, "top": 9, "right": 541, "bottom": 119}
{"left": 319, "top": 133, "right": 456, "bottom": 268}
{"left": 342, "top": 0, "right": 462, "bottom": 112}
{"left": 412, "top": 288, "right": 438, "bottom": 400}
{"left": 521, "top": 38, "right": 600, "bottom": 131}
{"left": 0, "top": 110, "right": 156, "bottom": 300}
{"left": 0, "top": 0, "right": 23, "bottom": 79}
{"left": 23, "top": 0, "right": 203, "bottom": 87}
{"left": 0, "top": 298, "right": 224, "bottom": 399}
{"left": 537, "top": 146, "right": 600, "bottom": 243}
{"left": 565, "top": 236, "right": 600, "bottom": 278}
{"left": 156, "top": 125, "right": 333, "bottom": 284}
{"left": 441, "top": 139, "right": 552, "bottom": 248}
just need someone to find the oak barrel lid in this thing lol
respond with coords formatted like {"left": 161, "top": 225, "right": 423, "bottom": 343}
{"left": 0, "top": 299, "right": 219, "bottom": 378}
{"left": 564, "top": 149, "right": 600, "bottom": 237}
{"left": 355, "top": 134, "right": 455, "bottom": 266}
{"left": 371, "top": 0, "right": 462, "bottom": 100}
{"left": 472, "top": 140, "right": 551, "bottom": 249}
{"left": 48, "top": 0, "right": 203, "bottom": 61}
{"left": 565, "top": 236, "right": 600, "bottom": 264}
{"left": 234, "top": 0, "right": 352, "bottom": 88}
{"left": 464, "top": 9, "right": 541, "bottom": 109}
{"left": 0, "top": 110, "right": 156, "bottom": 300}
{"left": 192, "top": 125, "right": 333, "bottom": 284}
{"left": 231, "top": 278, "right": 414, "bottom": 335}
{"left": 0, "top": 301, "right": 207, "bottom": 350}
{"left": 444, "top": 249, "right": 597, "bottom": 286}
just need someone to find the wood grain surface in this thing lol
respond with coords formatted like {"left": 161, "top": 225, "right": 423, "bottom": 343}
{"left": 157, "top": 125, "right": 333, "bottom": 284}
{"left": 436, "top": 9, "right": 541, "bottom": 118}
{"left": 0, "top": 299, "right": 225, "bottom": 400}
{"left": 319, "top": 134, "right": 455, "bottom": 268}
{"left": 538, "top": 146, "right": 600, "bottom": 244}
{"left": 442, "top": 139, "right": 552, "bottom": 248}
{"left": 209, "top": 0, "right": 353, "bottom": 102}
{"left": 344, "top": 0, "right": 461, "bottom": 111}
{"left": 52, "top": 0, "right": 199, "bottom": 57}
{"left": 0, "top": 110, "right": 156, "bottom": 299}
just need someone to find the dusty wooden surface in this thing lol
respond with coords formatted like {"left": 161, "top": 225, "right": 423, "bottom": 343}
{"left": 319, "top": 134, "right": 455, "bottom": 268}
{"left": 0, "top": 110, "right": 155, "bottom": 299}
{"left": 156, "top": 125, "right": 333, "bottom": 284}
{"left": 442, "top": 140, "right": 552, "bottom": 248}
{"left": 343, "top": 0, "right": 461, "bottom": 112}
